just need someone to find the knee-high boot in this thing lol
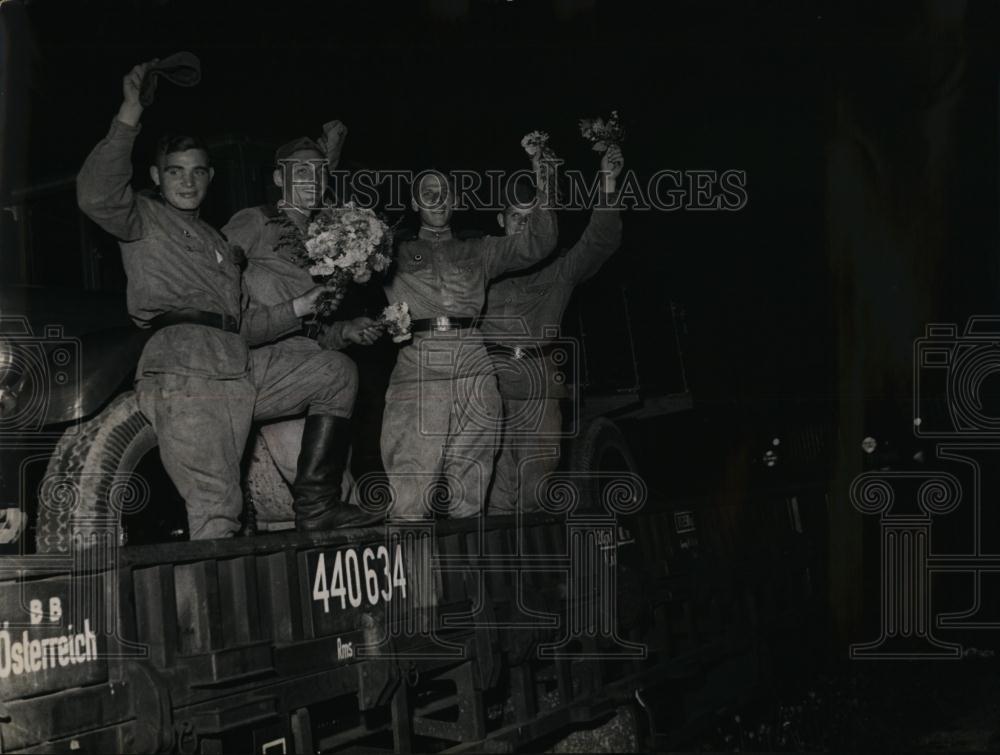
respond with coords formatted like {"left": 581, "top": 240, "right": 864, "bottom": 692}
{"left": 293, "top": 415, "right": 383, "bottom": 530}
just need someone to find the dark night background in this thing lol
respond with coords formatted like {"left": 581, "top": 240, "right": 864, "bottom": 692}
{"left": 5, "top": 0, "right": 998, "bottom": 411}
{"left": 7, "top": 0, "right": 843, "bottom": 405}
{"left": 7, "top": 0, "right": 1000, "bottom": 748}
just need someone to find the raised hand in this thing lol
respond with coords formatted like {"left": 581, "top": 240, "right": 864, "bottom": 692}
{"left": 532, "top": 151, "right": 554, "bottom": 200}
{"left": 600, "top": 144, "right": 624, "bottom": 193}
{"left": 319, "top": 120, "right": 349, "bottom": 170}
{"left": 118, "top": 59, "right": 158, "bottom": 126}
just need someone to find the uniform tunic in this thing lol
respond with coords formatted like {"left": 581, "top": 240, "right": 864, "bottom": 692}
{"left": 480, "top": 198, "right": 622, "bottom": 512}
{"left": 222, "top": 205, "right": 357, "bottom": 492}
{"left": 380, "top": 207, "right": 557, "bottom": 519}
{"left": 222, "top": 205, "right": 351, "bottom": 348}
{"left": 77, "top": 119, "right": 301, "bottom": 378}
{"left": 76, "top": 119, "right": 356, "bottom": 539}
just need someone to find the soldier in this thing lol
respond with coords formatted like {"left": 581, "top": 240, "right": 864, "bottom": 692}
{"left": 76, "top": 60, "right": 360, "bottom": 537}
{"left": 484, "top": 145, "right": 625, "bottom": 513}
{"left": 222, "top": 130, "right": 383, "bottom": 527}
{"left": 380, "top": 155, "right": 558, "bottom": 520}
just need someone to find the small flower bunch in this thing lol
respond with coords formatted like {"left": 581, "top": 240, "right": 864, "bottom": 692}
{"left": 521, "top": 130, "right": 562, "bottom": 202}
{"left": 377, "top": 301, "right": 412, "bottom": 343}
{"left": 578, "top": 109, "right": 624, "bottom": 152}
{"left": 299, "top": 203, "right": 393, "bottom": 317}
{"left": 520, "top": 130, "right": 559, "bottom": 163}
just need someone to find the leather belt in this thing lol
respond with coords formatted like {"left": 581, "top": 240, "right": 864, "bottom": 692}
{"left": 410, "top": 316, "right": 477, "bottom": 333}
{"left": 486, "top": 342, "right": 559, "bottom": 361}
{"left": 149, "top": 309, "right": 240, "bottom": 334}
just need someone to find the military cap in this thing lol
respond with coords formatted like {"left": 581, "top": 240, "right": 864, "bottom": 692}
{"left": 274, "top": 136, "right": 324, "bottom": 165}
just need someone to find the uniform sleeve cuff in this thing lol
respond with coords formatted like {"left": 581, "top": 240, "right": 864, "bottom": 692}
{"left": 110, "top": 117, "right": 142, "bottom": 137}
{"left": 273, "top": 300, "right": 300, "bottom": 332}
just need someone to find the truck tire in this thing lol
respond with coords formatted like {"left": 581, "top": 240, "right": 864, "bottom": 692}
{"left": 36, "top": 391, "right": 157, "bottom": 553}
{"left": 35, "top": 392, "right": 301, "bottom": 551}
{"left": 567, "top": 417, "right": 641, "bottom": 513}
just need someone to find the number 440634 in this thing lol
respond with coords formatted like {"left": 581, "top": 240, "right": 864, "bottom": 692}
{"left": 312, "top": 545, "right": 408, "bottom": 613}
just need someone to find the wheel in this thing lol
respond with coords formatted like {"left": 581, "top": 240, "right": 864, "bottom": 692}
{"left": 36, "top": 391, "right": 162, "bottom": 553}
{"left": 566, "top": 417, "right": 640, "bottom": 512}
{"left": 34, "top": 392, "right": 304, "bottom": 551}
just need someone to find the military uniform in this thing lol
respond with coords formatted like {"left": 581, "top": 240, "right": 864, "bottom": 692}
{"left": 382, "top": 209, "right": 557, "bottom": 520}
{"left": 222, "top": 205, "right": 354, "bottom": 489}
{"left": 77, "top": 119, "right": 355, "bottom": 539}
{"left": 482, "top": 196, "right": 622, "bottom": 513}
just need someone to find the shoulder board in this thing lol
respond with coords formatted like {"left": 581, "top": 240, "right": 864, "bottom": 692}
{"left": 259, "top": 204, "right": 281, "bottom": 220}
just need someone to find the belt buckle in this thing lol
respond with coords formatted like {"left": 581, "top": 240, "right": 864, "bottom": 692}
{"left": 433, "top": 316, "right": 451, "bottom": 332}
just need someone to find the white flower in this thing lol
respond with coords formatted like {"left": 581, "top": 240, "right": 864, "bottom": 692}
{"left": 298, "top": 205, "right": 393, "bottom": 295}
{"left": 579, "top": 110, "right": 624, "bottom": 153}
{"left": 521, "top": 130, "right": 550, "bottom": 157}
{"left": 379, "top": 301, "right": 412, "bottom": 342}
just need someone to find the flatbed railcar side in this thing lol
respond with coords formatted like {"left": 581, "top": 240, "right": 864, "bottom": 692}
{"left": 0, "top": 484, "right": 824, "bottom": 754}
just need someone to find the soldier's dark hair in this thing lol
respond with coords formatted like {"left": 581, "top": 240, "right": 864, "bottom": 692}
{"left": 155, "top": 134, "right": 211, "bottom": 165}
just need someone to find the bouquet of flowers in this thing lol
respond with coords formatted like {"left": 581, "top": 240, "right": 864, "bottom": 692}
{"left": 521, "top": 130, "right": 558, "bottom": 162}
{"left": 299, "top": 203, "right": 393, "bottom": 317}
{"left": 376, "top": 301, "right": 412, "bottom": 343}
{"left": 578, "top": 110, "right": 624, "bottom": 152}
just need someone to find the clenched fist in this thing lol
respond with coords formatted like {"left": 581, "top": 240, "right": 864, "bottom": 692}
{"left": 294, "top": 284, "right": 344, "bottom": 318}
{"left": 318, "top": 120, "right": 349, "bottom": 170}
{"left": 342, "top": 316, "right": 381, "bottom": 346}
{"left": 600, "top": 145, "right": 624, "bottom": 193}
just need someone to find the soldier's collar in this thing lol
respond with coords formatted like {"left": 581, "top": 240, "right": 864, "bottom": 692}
{"left": 419, "top": 225, "right": 453, "bottom": 242}
{"left": 282, "top": 205, "right": 312, "bottom": 231}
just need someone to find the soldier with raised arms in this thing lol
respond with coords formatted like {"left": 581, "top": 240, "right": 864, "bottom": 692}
{"left": 381, "top": 152, "right": 558, "bottom": 520}
{"left": 484, "top": 145, "right": 625, "bottom": 513}
{"left": 76, "top": 60, "right": 362, "bottom": 537}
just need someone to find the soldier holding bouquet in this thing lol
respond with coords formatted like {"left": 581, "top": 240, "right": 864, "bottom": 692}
{"left": 222, "top": 129, "right": 385, "bottom": 528}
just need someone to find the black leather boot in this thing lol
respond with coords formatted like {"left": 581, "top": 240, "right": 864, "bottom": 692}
{"left": 293, "top": 415, "right": 383, "bottom": 531}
